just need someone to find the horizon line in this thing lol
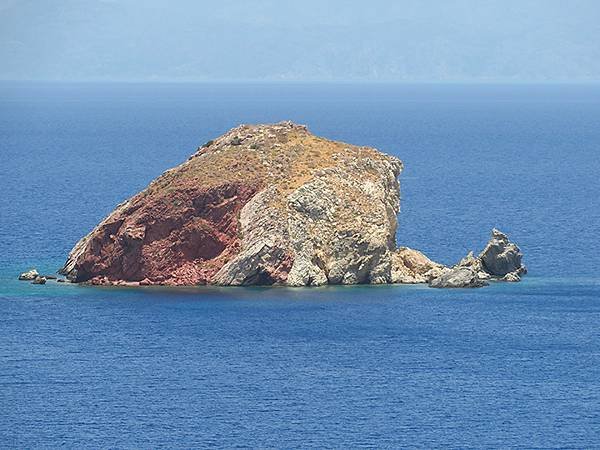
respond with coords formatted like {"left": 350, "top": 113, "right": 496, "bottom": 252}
{"left": 2, "top": 79, "right": 600, "bottom": 85}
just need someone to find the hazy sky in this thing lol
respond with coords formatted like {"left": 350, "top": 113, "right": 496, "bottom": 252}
{"left": 1, "top": 0, "right": 599, "bottom": 82}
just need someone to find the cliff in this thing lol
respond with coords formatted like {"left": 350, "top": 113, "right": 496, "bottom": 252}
{"left": 60, "top": 122, "right": 403, "bottom": 286}
{"left": 59, "top": 122, "right": 526, "bottom": 288}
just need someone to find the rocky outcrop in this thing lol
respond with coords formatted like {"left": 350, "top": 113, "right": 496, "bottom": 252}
{"left": 391, "top": 247, "right": 446, "bottom": 283}
{"left": 18, "top": 269, "right": 39, "bottom": 280}
{"left": 31, "top": 276, "right": 47, "bottom": 285}
{"left": 454, "top": 251, "right": 492, "bottom": 281}
{"left": 429, "top": 266, "right": 488, "bottom": 288}
{"left": 479, "top": 228, "right": 527, "bottom": 279}
{"left": 427, "top": 229, "right": 527, "bottom": 288}
{"left": 60, "top": 122, "right": 403, "bottom": 286}
{"left": 59, "top": 122, "right": 527, "bottom": 289}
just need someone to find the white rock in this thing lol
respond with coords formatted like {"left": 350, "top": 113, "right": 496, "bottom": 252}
{"left": 18, "top": 269, "right": 39, "bottom": 281}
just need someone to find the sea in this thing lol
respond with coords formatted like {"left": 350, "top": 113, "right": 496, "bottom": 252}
{"left": 1, "top": 82, "right": 599, "bottom": 448}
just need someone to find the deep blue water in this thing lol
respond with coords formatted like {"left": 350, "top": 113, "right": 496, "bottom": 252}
{"left": 1, "top": 82, "right": 600, "bottom": 447}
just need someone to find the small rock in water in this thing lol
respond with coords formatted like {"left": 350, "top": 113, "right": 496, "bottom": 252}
{"left": 31, "top": 276, "right": 47, "bottom": 285}
{"left": 429, "top": 266, "right": 488, "bottom": 288}
{"left": 479, "top": 228, "right": 526, "bottom": 277}
{"left": 18, "top": 269, "right": 39, "bottom": 280}
{"left": 427, "top": 228, "right": 527, "bottom": 288}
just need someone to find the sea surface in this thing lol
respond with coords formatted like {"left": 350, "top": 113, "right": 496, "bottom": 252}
{"left": 1, "top": 82, "right": 600, "bottom": 448}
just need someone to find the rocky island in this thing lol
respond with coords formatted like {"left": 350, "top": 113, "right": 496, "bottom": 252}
{"left": 50, "top": 121, "right": 525, "bottom": 288}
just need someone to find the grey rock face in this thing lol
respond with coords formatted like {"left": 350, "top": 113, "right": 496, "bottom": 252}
{"left": 429, "top": 266, "right": 488, "bottom": 288}
{"left": 479, "top": 228, "right": 526, "bottom": 277}
{"left": 213, "top": 187, "right": 293, "bottom": 286}
{"left": 287, "top": 156, "right": 402, "bottom": 286}
{"left": 426, "top": 229, "right": 526, "bottom": 288}
{"left": 211, "top": 123, "right": 403, "bottom": 286}
{"left": 455, "top": 251, "right": 492, "bottom": 280}
{"left": 31, "top": 276, "right": 47, "bottom": 285}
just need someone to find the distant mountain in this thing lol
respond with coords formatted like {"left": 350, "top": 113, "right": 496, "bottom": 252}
{"left": 1, "top": 0, "right": 599, "bottom": 81}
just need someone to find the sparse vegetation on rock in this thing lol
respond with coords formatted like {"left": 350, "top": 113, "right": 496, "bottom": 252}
{"left": 58, "top": 122, "right": 526, "bottom": 288}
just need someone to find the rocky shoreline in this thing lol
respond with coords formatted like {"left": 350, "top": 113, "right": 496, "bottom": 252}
{"left": 428, "top": 229, "right": 526, "bottom": 288}
{"left": 20, "top": 122, "right": 526, "bottom": 289}
{"left": 19, "top": 228, "right": 526, "bottom": 289}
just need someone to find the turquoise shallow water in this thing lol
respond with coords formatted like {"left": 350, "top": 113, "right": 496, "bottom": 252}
{"left": 1, "top": 82, "right": 600, "bottom": 447}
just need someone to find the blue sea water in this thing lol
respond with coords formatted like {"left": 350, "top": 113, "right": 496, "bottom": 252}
{"left": 1, "top": 82, "right": 600, "bottom": 448}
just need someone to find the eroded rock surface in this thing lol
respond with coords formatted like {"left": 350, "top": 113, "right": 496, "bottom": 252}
{"left": 429, "top": 266, "right": 488, "bottom": 288}
{"left": 391, "top": 247, "right": 446, "bottom": 283}
{"left": 426, "top": 229, "right": 527, "bottom": 288}
{"left": 60, "top": 122, "right": 402, "bottom": 286}
{"left": 479, "top": 228, "right": 527, "bottom": 279}
{"left": 59, "top": 122, "right": 527, "bottom": 289}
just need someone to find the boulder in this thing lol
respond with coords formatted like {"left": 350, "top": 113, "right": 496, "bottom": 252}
{"left": 429, "top": 266, "right": 488, "bottom": 288}
{"left": 18, "top": 269, "right": 39, "bottom": 281}
{"left": 31, "top": 276, "right": 47, "bottom": 285}
{"left": 479, "top": 228, "right": 526, "bottom": 277}
{"left": 391, "top": 247, "right": 446, "bottom": 283}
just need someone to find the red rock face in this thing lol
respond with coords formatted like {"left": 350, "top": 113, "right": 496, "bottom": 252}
{"left": 73, "top": 183, "right": 260, "bottom": 285}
